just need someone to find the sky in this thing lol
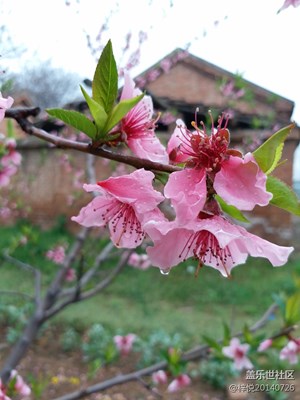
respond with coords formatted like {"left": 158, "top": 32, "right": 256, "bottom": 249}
{"left": 1, "top": 0, "right": 300, "bottom": 179}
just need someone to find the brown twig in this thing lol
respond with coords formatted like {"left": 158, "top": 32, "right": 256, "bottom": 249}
{"left": 6, "top": 108, "right": 181, "bottom": 173}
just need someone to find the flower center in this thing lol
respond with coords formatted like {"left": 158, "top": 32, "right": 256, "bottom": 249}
{"left": 179, "top": 229, "right": 234, "bottom": 277}
{"left": 235, "top": 348, "right": 245, "bottom": 359}
{"left": 121, "top": 102, "right": 156, "bottom": 139}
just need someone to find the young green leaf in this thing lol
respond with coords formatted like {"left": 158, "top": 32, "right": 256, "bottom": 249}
{"left": 215, "top": 195, "right": 249, "bottom": 223}
{"left": 80, "top": 85, "right": 107, "bottom": 133}
{"left": 285, "top": 292, "right": 300, "bottom": 325}
{"left": 104, "top": 93, "right": 145, "bottom": 133}
{"left": 92, "top": 40, "right": 118, "bottom": 114}
{"left": 253, "top": 123, "right": 295, "bottom": 174}
{"left": 266, "top": 175, "right": 300, "bottom": 216}
{"left": 46, "top": 108, "right": 97, "bottom": 139}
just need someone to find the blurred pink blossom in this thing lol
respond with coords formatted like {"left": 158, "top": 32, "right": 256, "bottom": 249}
{"left": 113, "top": 334, "right": 136, "bottom": 355}
{"left": 128, "top": 252, "right": 151, "bottom": 270}
{"left": 65, "top": 268, "right": 76, "bottom": 282}
{"left": 0, "top": 92, "right": 14, "bottom": 122}
{"left": 167, "top": 374, "right": 191, "bottom": 392}
{"left": 278, "top": 0, "right": 300, "bottom": 13}
{"left": 152, "top": 370, "right": 168, "bottom": 385}
{"left": 222, "top": 338, "right": 253, "bottom": 370}
{"left": 279, "top": 339, "right": 300, "bottom": 364}
{"left": 46, "top": 245, "right": 66, "bottom": 264}
{"left": 258, "top": 338, "right": 273, "bottom": 352}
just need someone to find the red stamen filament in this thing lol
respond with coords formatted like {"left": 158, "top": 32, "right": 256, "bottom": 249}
{"left": 93, "top": 199, "right": 145, "bottom": 246}
{"left": 179, "top": 230, "right": 234, "bottom": 277}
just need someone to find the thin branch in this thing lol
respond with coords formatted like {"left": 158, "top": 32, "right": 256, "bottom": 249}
{"left": 59, "top": 241, "right": 115, "bottom": 299}
{"left": 44, "top": 249, "right": 130, "bottom": 320}
{"left": 1, "top": 252, "right": 41, "bottom": 306}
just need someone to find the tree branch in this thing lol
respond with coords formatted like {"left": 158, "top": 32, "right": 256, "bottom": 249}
{"left": 6, "top": 109, "right": 180, "bottom": 173}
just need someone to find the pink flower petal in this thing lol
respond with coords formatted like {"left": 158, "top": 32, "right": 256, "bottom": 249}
{"left": 167, "top": 374, "right": 191, "bottom": 392}
{"left": 146, "top": 215, "right": 293, "bottom": 276}
{"left": 120, "top": 74, "right": 168, "bottom": 163}
{"left": 214, "top": 153, "right": 273, "bottom": 210}
{"left": 98, "top": 169, "right": 164, "bottom": 213}
{"left": 127, "top": 136, "right": 169, "bottom": 164}
{"left": 164, "top": 168, "right": 207, "bottom": 223}
{"left": 167, "top": 120, "right": 190, "bottom": 163}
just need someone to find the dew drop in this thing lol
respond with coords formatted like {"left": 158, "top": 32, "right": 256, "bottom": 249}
{"left": 160, "top": 268, "right": 171, "bottom": 276}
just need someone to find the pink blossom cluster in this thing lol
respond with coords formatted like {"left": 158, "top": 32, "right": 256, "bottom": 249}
{"left": 258, "top": 337, "right": 300, "bottom": 365}
{"left": 222, "top": 338, "right": 253, "bottom": 370}
{"left": 46, "top": 245, "right": 66, "bottom": 264}
{"left": 220, "top": 79, "right": 245, "bottom": 100}
{"left": 279, "top": 338, "right": 300, "bottom": 364}
{"left": 278, "top": 0, "right": 300, "bottom": 13}
{"left": 0, "top": 370, "right": 31, "bottom": 400}
{"left": 152, "top": 370, "right": 191, "bottom": 392}
{"left": 72, "top": 74, "right": 294, "bottom": 278}
{"left": 128, "top": 252, "right": 151, "bottom": 270}
{"left": 113, "top": 334, "right": 137, "bottom": 356}
{"left": 0, "top": 91, "right": 20, "bottom": 190}
{"left": 0, "top": 93, "right": 13, "bottom": 123}
{"left": 0, "top": 136, "right": 22, "bottom": 189}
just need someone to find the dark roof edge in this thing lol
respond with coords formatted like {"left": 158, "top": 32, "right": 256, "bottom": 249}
{"left": 135, "top": 48, "right": 295, "bottom": 107}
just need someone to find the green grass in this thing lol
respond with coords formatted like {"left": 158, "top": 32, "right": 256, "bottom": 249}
{"left": 1, "top": 220, "right": 300, "bottom": 346}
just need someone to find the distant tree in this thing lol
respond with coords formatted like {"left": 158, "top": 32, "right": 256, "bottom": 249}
{"left": 9, "top": 61, "right": 83, "bottom": 109}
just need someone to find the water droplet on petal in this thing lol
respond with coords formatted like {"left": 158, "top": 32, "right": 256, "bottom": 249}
{"left": 160, "top": 268, "right": 171, "bottom": 276}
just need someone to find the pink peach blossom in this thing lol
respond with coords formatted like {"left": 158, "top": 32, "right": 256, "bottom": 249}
{"left": 152, "top": 370, "right": 168, "bottom": 385}
{"left": 167, "top": 374, "right": 191, "bottom": 392}
{"left": 0, "top": 92, "right": 14, "bottom": 122}
{"left": 72, "top": 169, "right": 164, "bottom": 248}
{"left": 278, "top": 0, "right": 300, "bottom": 13}
{"left": 128, "top": 252, "right": 151, "bottom": 270}
{"left": 0, "top": 165, "right": 17, "bottom": 187}
{"left": 167, "top": 117, "right": 272, "bottom": 211}
{"left": 120, "top": 73, "right": 169, "bottom": 164}
{"left": 145, "top": 215, "right": 294, "bottom": 277}
{"left": 65, "top": 268, "right": 76, "bottom": 282}
{"left": 46, "top": 245, "right": 66, "bottom": 264}
{"left": 164, "top": 168, "right": 207, "bottom": 224}
{"left": 257, "top": 338, "right": 273, "bottom": 352}
{"left": 279, "top": 339, "right": 300, "bottom": 364}
{"left": 222, "top": 338, "right": 253, "bottom": 370}
{"left": 10, "top": 370, "right": 31, "bottom": 396}
{"left": 0, "top": 388, "right": 10, "bottom": 400}
{"left": 113, "top": 334, "right": 136, "bottom": 355}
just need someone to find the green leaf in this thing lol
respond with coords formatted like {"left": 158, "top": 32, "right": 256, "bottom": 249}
{"left": 243, "top": 324, "right": 253, "bottom": 344}
{"left": 215, "top": 195, "right": 249, "bottom": 223}
{"left": 222, "top": 322, "right": 231, "bottom": 343}
{"left": 104, "top": 93, "right": 144, "bottom": 133}
{"left": 46, "top": 108, "right": 97, "bottom": 139}
{"left": 266, "top": 175, "right": 300, "bottom": 216}
{"left": 253, "top": 123, "right": 295, "bottom": 174}
{"left": 202, "top": 335, "right": 222, "bottom": 351}
{"left": 92, "top": 40, "right": 118, "bottom": 113}
{"left": 285, "top": 292, "right": 300, "bottom": 325}
{"left": 80, "top": 85, "right": 107, "bottom": 133}
{"left": 6, "top": 119, "right": 15, "bottom": 138}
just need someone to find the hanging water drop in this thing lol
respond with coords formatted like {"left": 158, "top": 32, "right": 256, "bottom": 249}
{"left": 160, "top": 268, "right": 171, "bottom": 275}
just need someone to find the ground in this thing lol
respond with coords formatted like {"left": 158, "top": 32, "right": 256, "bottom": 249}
{"left": 1, "top": 327, "right": 299, "bottom": 400}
